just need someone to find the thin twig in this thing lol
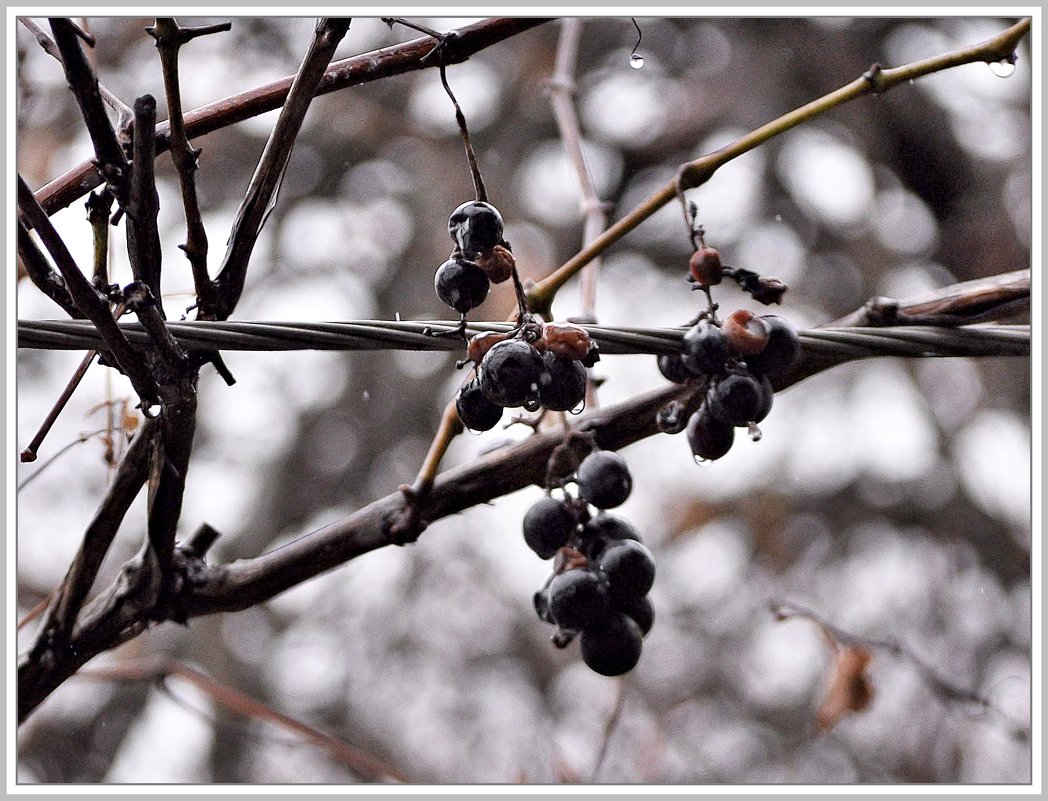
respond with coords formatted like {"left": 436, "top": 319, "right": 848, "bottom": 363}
{"left": 19, "top": 352, "right": 98, "bottom": 463}
{"left": 525, "top": 17, "right": 1032, "bottom": 315}
{"left": 85, "top": 189, "right": 114, "bottom": 293}
{"left": 145, "top": 17, "right": 226, "bottom": 316}
{"left": 592, "top": 679, "right": 628, "bottom": 782}
{"left": 32, "top": 18, "right": 552, "bottom": 219}
{"left": 17, "top": 175, "right": 159, "bottom": 408}
{"left": 771, "top": 602, "right": 1030, "bottom": 740}
{"left": 78, "top": 656, "right": 412, "bottom": 782}
{"left": 18, "top": 428, "right": 109, "bottom": 489}
{"left": 211, "top": 18, "right": 351, "bottom": 321}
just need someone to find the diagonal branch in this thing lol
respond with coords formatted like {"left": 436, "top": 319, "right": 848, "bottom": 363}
{"left": 17, "top": 175, "right": 159, "bottom": 408}
{"left": 48, "top": 17, "right": 131, "bottom": 205}
{"left": 33, "top": 18, "right": 553, "bottom": 219}
{"left": 526, "top": 16, "right": 1032, "bottom": 315}
{"left": 16, "top": 219, "right": 82, "bottom": 319}
{"left": 211, "top": 17, "right": 351, "bottom": 321}
{"left": 34, "top": 417, "right": 158, "bottom": 649}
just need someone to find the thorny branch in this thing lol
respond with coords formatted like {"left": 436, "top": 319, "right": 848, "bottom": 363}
{"left": 126, "top": 95, "right": 165, "bottom": 317}
{"left": 16, "top": 219, "right": 82, "bottom": 319}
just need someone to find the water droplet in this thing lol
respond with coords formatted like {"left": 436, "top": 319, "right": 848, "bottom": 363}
{"left": 629, "top": 53, "right": 644, "bottom": 69}
{"left": 361, "top": 390, "right": 370, "bottom": 401}
{"left": 908, "top": 78, "right": 916, "bottom": 86}
{"left": 774, "top": 214, "right": 783, "bottom": 223}
{"left": 570, "top": 399, "right": 587, "bottom": 415}
{"left": 747, "top": 422, "right": 763, "bottom": 442}
{"left": 693, "top": 454, "right": 711, "bottom": 467}
{"left": 989, "top": 59, "right": 1016, "bottom": 78}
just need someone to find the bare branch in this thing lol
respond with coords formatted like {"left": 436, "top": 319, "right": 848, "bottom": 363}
{"left": 211, "top": 18, "right": 352, "bottom": 320}
{"left": 16, "top": 220, "right": 81, "bottom": 319}
{"left": 125, "top": 95, "right": 164, "bottom": 316}
{"left": 17, "top": 175, "right": 159, "bottom": 408}
{"left": 48, "top": 18, "right": 131, "bottom": 204}
{"left": 31, "top": 417, "right": 157, "bottom": 651}
{"left": 146, "top": 17, "right": 223, "bottom": 314}
{"left": 33, "top": 18, "right": 553, "bottom": 219}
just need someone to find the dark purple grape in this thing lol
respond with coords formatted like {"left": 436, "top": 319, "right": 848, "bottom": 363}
{"left": 686, "top": 406, "right": 735, "bottom": 461}
{"left": 537, "top": 351, "right": 587, "bottom": 412}
{"left": 746, "top": 315, "right": 801, "bottom": 375}
{"left": 479, "top": 339, "right": 544, "bottom": 408}
{"left": 533, "top": 587, "right": 554, "bottom": 624}
{"left": 580, "top": 514, "right": 641, "bottom": 560}
{"left": 681, "top": 319, "right": 729, "bottom": 375}
{"left": 576, "top": 450, "right": 632, "bottom": 510}
{"left": 434, "top": 257, "right": 489, "bottom": 314}
{"left": 548, "top": 568, "right": 610, "bottom": 631}
{"left": 658, "top": 353, "right": 693, "bottom": 384}
{"left": 448, "top": 201, "right": 504, "bottom": 257}
{"left": 616, "top": 594, "right": 654, "bottom": 636}
{"left": 595, "top": 539, "right": 656, "bottom": 602}
{"left": 580, "top": 612, "right": 643, "bottom": 676}
{"left": 456, "top": 378, "right": 503, "bottom": 432}
{"left": 523, "top": 496, "right": 578, "bottom": 559}
{"left": 753, "top": 372, "right": 775, "bottom": 424}
{"left": 706, "top": 370, "right": 768, "bottom": 426}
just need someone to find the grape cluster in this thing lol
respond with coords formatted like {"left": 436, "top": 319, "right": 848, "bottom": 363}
{"left": 658, "top": 244, "right": 801, "bottom": 462}
{"left": 525, "top": 450, "right": 655, "bottom": 676}
{"left": 455, "top": 321, "right": 600, "bottom": 432}
{"left": 435, "top": 201, "right": 515, "bottom": 317}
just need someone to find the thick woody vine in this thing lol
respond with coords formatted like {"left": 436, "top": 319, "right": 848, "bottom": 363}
{"left": 15, "top": 16, "right": 1032, "bottom": 721}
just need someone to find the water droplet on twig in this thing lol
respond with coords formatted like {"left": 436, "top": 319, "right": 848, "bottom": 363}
{"left": 989, "top": 59, "right": 1016, "bottom": 78}
{"left": 629, "top": 53, "right": 644, "bottom": 69}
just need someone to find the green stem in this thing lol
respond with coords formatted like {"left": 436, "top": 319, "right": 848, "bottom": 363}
{"left": 526, "top": 17, "right": 1031, "bottom": 315}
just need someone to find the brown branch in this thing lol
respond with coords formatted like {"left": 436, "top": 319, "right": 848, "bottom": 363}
{"left": 33, "top": 18, "right": 553, "bottom": 219}
{"left": 48, "top": 18, "right": 131, "bottom": 204}
{"left": 85, "top": 189, "right": 114, "bottom": 292}
{"left": 211, "top": 18, "right": 351, "bottom": 321}
{"left": 16, "top": 220, "right": 82, "bottom": 319}
{"left": 79, "top": 656, "right": 412, "bottom": 782}
{"left": 19, "top": 351, "right": 98, "bottom": 463}
{"left": 145, "top": 17, "right": 227, "bottom": 315}
{"left": 15, "top": 262, "right": 1027, "bottom": 720}
{"left": 17, "top": 175, "right": 160, "bottom": 408}
{"left": 125, "top": 95, "right": 164, "bottom": 317}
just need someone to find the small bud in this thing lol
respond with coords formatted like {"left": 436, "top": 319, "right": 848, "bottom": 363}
{"left": 751, "top": 276, "right": 788, "bottom": 305}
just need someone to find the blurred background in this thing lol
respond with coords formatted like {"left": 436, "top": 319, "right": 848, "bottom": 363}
{"left": 15, "top": 15, "right": 1032, "bottom": 784}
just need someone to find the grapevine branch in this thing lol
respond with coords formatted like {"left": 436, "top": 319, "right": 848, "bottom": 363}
{"left": 525, "top": 17, "right": 1031, "bottom": 315}
{"left": 15, "top": 273, "right": 1028, "bottom": 722}
{"left": 29, "top": 17, "right": 554, "bottom": 220}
